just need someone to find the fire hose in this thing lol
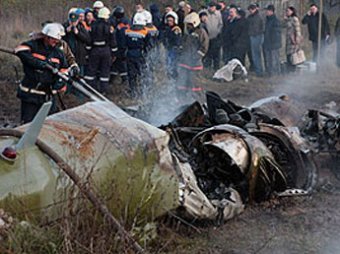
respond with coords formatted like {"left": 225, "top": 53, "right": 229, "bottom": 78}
{"left": 0, "top": 46, "right": 110, "bottom": 103}
{"left": 0, "top": 128, "right": 144, "bottom": 253}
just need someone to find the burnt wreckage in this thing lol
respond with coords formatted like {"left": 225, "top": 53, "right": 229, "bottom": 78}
{"left": 0, "top": 91, "right": 339, "bottom": 226}
{"left": 161, "top": 91, "right": 321, "bottom": 221}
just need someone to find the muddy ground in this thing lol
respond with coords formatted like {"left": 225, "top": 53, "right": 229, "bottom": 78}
{"left": 0, "top": 62, "right": 340, "bottom": 253}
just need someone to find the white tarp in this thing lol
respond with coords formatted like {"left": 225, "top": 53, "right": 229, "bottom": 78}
{"left": 213, "top": 59, "right": 248, "bottom": 82}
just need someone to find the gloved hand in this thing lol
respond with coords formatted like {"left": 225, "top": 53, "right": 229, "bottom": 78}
{"left": 68, "top": 64, "right": 80, "bottom": 78}
{"left": 69, "top": 64, "right": 80, "bottom": 78}
{"left": 42, "top": 62, "right": 59, "bottom": 74}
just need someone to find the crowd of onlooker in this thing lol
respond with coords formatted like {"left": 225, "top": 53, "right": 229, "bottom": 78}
{"left": 58, "top": 1, "right": 339, "bottom": 90}
{"left": 13, "top": 0, "right": 340, "bottom": 123}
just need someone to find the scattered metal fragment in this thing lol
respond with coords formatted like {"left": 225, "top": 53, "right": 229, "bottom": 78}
{"left": 1, "top": 90, "right": 339, "bottom": 227}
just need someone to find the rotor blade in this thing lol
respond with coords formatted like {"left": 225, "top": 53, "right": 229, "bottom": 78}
{"left": 16, "top": 101, "right": 52, "bottom": 150}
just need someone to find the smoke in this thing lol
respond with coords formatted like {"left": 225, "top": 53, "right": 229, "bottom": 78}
{"left": 262, "top": 39, "right": 340, "bottom": 114}
{"left": 138, "top": 44, "right": 197, "bottom": 126}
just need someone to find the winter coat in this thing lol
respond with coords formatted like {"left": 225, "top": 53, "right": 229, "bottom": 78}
{"left": 89, "top": 19, "right": 117, "bottom": 54}
{"left": 247, "top": 10, "right": 264, "bottom": 37}
{"left": 302, "top": 12, "right": 330, "bottom": 42}
{"left": 114, "top": 17, "right": 130, "bottom": 57}
{"left": 62, "top": 22, "right": 91, "bottom": 66}
{"left": 179, "top": 27, "right": 209, "bottom": 69}
{"left": 163, "top": 25, "right": 182, "bottom": 50}
{"left": 285, "top": 16, "right": 302, "bottom": 55}
{"left": 263, "top": 14, "right": 282, "bottom": 50}
{"left": 206, "top": 10, "right": 223, "bottom": 40}
{"left": 222, "top": 17, "right": 249, "bottom": 52}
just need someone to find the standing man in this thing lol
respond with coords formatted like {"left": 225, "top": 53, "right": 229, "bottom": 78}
{"left": 199, "top": 10, "right": 209, "bottom": 35}
{"left": 204, "top": 1, "right": 223, "bottom": 70}
{"left": 263, "top": 5, "right": 282, "bottom": 76}
{"left": 163, "top": 11, "right": 182, "bottom": 78}
{"left": 133, "top": 1, "right": 150, "bottom": 21}
{"left": 63, "top": 10, "right": 91, "bottom": 75}
{"left": 110, "top": 6, "right": 130, "bottom": 86}
{"left": 123, "top": 13, "right": 151, "bottom": 98}
{"left": 247, "top": 3, "right": 264, "bottom": 76}
{"left": 218, "top": 1, "right": 229, "bottom": 26}
{"left": 85, "top": 7, "right": 117, "bottom": 94}
{"left": 178, "top": 12, "right": 209, "bottom": 91}
{"left": 14, "top": 23, "right": 68, "bottom": 123}
{"left": 176, "top": 1, "right": 187, "bottom": 32}
{"left": 222, "top": 6, "right": 247, "bottom": 64}
{"left": 302, "top": 4, "right": 330, "bottom": 62}
{"left": 93, "top": 1, "right": 104, "bottom": 19}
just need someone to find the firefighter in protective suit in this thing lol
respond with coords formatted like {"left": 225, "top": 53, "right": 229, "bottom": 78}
{"left": 15, "top": 23, "right": 68, "bottom": 124}
{"left": 144, "top": 11, "right": 159, "bottom": 47}
{"left": 123, "top": 12, "right": 151, "bottom": 98}
{"left": 85, "top": 7, "right": 117, "bottom": 94}
{"left": 178, "top": 12, "right": 209, "bottom": 92}
{"left": 110, "top": 6, "right": 130, "bottom": 85}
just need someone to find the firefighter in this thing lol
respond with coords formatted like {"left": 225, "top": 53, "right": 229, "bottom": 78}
{"left": 163, "top": 11, "right": 182, "bottom": 79}
{"left": 30, "top": 21, "right": 78, "bottom": 69}
{"left": 144, "top": 10, "right": 159, "bottom": 47}
{"left": 14, "top": 23, "right": 68, "bottom": 124}
{"left": 178, "top": 12, "right": 209, "bottom": 92}
{"left": 93, "top": 1, "right": 104, "bottom": 19}
{"left": 110, "top": 6, "right": 130, "bottom": 86}
{"left": 84, "top": 7, "right": 117, "bottom": 94}
{"left": 123, "top": 12, "right": 151, "bottom": 98}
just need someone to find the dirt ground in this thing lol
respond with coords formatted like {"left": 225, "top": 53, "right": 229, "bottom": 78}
{"left": 1, "top": 62, "right": 340, "bottom": 253}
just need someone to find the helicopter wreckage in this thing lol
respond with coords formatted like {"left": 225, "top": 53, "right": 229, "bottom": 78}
{"left": 0, "top": 90, "right": 339, "bottom": 230}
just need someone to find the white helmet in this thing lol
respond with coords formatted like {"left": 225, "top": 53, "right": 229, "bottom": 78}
{"left": 143, "top": 10, "right": 152, "bottom": 24}
{"left": 98, "top": 7, "right": 110, "bottom": 19}
{"left": 165, "top": 11, "right": 178, "bottom": 24}
{"left": 42, "top": 23, "right": 62, "bottom": 40}
{"left": 52, "top": 23, "right": 65, "bottom": 36}
{"left": 68, "top": 7, "right": 78, "bottom": 15}
{"left": 133, "top": 13, "right": 147, "bottom": 26}
{"left": 184, "top": 12, "right": 201, "bottom": 28}
{"left": 93, "top": 1, "right": 104, "bottom": 9}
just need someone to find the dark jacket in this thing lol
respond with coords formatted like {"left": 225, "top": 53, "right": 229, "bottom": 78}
{"left": 123, "top": 25, "right": 151, "bottom": 58}
{"left": 222, "top": 17, "right": 249, "bottom": 52}
{"left": 62, "top": 22, "right": 91, "bottom": 66}
{"left": 263, "top": 14, "right": 282, "bottom": 50}
{"left": 302, "top": 12, "right": 330, "bottom": 42}
{"left": 14, "top": 38, "right": 68, "bottom": 104}
{"left": 179, "top": 27, "right": 209, "bottom": 69}
{"left": 114, "top": 17, "right": 130, "bottom": 57}
{"left": 89, "top": 19, "right": 117, "bottom": 54}
{"left": 247, "top": 10, "right": 264, "bottom": 37}
{"left": 163, "top": 25, "right": 182, "bottom": 50}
